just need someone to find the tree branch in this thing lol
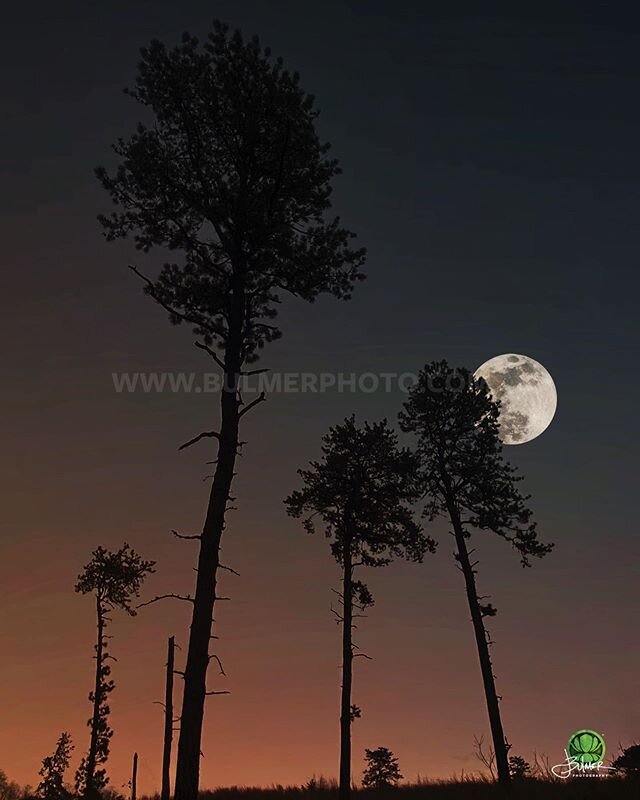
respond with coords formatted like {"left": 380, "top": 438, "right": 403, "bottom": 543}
{"left": 195, "top": 340, "right": 225, "bottom": 370}
{"left": 208, "top": 653, "right": 226, "bottom": 676}
{"left": 239, "top": 391, "right": 266, "bottom": 418}
{"left": 137, "top": 593, "right": 194, "bottom": 609}
{"left": 172, "top": 529, "right": 201, "bottom": 541}
{"left": 178, "top": 430, "right": 221, "bottom": 451}
{"left": 129, "top": 265, "right": 226, "bottom": 338}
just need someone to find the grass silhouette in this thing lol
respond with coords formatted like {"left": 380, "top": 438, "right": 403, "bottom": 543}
{"left": 138, "top": 776, "right": 639, "bottom": 800}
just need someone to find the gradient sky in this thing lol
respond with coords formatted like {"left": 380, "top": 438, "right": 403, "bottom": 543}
{"left": 2, "top": 2, "right": 640, "bottom": 794}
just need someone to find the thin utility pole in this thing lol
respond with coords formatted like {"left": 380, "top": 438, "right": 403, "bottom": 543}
{"left": 161, "top": 636, "right": 175, "bottom": 800}
{"left": 131, "top": 752, "right": 138, "bottom": 800}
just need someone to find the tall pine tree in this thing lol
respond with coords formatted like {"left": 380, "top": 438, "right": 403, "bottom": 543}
{"left": 96, "top": 22, "right": 365, "bottom": 800}
{"left": 74, "top": 545, "right": 154, "bottom": 798}
{"left": 285, "top": 417, "right": 434, "bottom": 800}
{"left": 400, "top": 362, "right": 553, "bottom": 785}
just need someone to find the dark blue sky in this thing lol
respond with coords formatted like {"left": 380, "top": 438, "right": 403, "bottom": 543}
{"left": 2, "top": 2, "right": 639, "bottom": 788}
{"left": 5, "top": 1, "right": 637, "bottom": 529}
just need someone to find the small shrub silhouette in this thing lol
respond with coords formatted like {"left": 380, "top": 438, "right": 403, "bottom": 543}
{"left": 362, "top": 747, "right": 403, "bottom": 789}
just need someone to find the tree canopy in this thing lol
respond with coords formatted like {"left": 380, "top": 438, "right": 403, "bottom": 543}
{"left": 285, "top": 416, "right": 435, "bottom": 569}
{"left": 75, "top": 543, "right": 155, "bottom": 615}
{"left": 96, "top": 20, "right": 365, "bottom": 363}
{"left": 399, "top": 361, "right": 552, "bottom": 566}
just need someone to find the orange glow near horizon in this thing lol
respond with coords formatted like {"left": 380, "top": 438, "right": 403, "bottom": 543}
{"left": 2, "top": 484, "right": 638, "bottom": 793}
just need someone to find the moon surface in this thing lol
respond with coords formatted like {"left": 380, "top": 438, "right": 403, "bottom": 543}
{"left": 474, "top": 354, "right": 557, "bottom": 445}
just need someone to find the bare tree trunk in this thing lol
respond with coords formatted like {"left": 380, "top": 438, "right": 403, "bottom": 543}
{"left": 131, "top": 753, "right": 138, "bottom": 800}
{"left": 339, "top": 535, "right": 353, "bottom": 800}
{"left": 161, "top": 636, "right": 175, "bottom": 800}
{"left": 448, "top": 501, "right": 510, "bottom": 785}
{"left": 85, "top": 597, "right": 104, "bottom": 799}
{"left": 174, "top": 318, "right": 244, "bottom": 800}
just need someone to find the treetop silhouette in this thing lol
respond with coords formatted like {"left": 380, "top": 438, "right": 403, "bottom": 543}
{"left": 96, "top": 20, "right": 365, "bottom": 362}
{"left": 286, "top": 416, "right": 433, "bottom": 568}
{"left": 75, "top": 544, "right": 155, "bottom": 616}
{"left": 399, "top": 362, "right": 551, "bottom": 566}
{"left": 36, "top": 732, "right": 74, "bottom": 800}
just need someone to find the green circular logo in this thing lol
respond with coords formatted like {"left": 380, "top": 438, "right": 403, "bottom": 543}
{"left": 567, "top": 730, "right": 606, "bottom": 765}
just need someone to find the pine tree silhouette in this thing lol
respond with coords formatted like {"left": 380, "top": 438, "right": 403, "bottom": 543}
{"left": 74, "top": 544, "right": 154, "bottom": 799}
{"left": 96, "top": 21, "right": 365, "bottom": 800}
{"left": 36, "top": 734, "right": 74, "bottom": 800}
{"left": 400, "top": 361, "right": 553, "bottom": 786}
{"left": 362, "top": 747, "right": 403, "bottom": 789}
{"left": 285, "top": 417, "right": 434, "bottom": 800}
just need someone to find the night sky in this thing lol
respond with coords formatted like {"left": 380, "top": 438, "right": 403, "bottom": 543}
{"left": 2, "top": 2, "right": 639, "bottom": 792}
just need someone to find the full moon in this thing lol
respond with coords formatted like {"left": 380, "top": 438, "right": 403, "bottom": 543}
{"left": 474, "top": 354, "right": 557, "bottom": 445}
